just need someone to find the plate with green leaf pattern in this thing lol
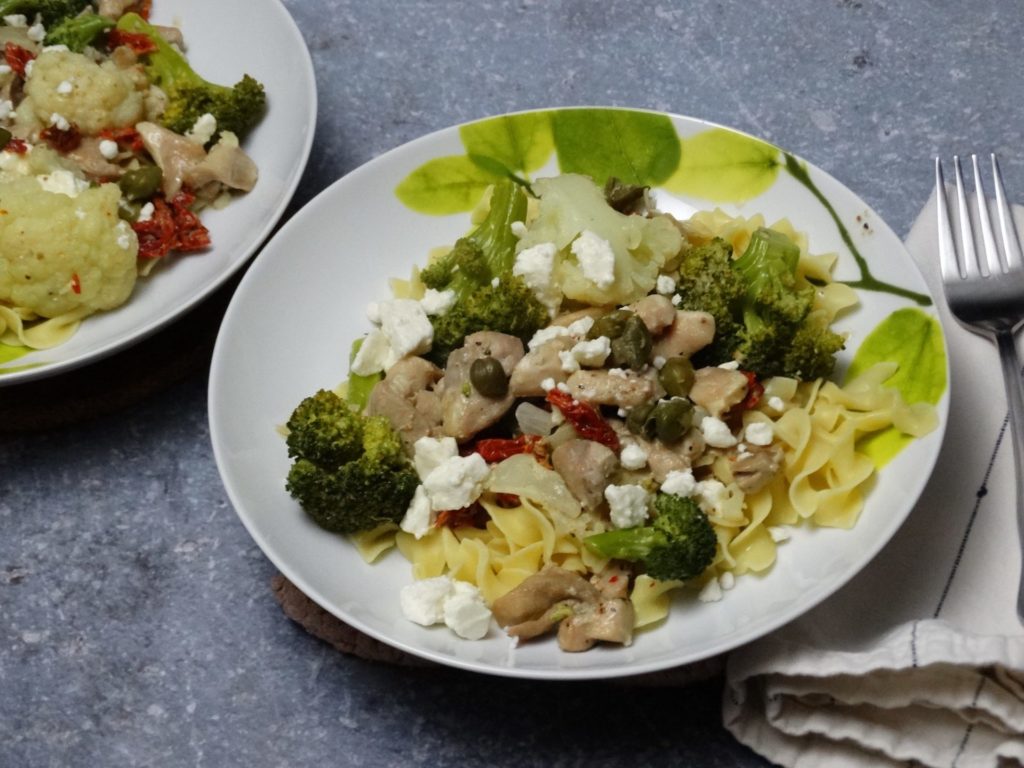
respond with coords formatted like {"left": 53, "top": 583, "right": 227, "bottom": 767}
{"left": 209, "top": 108, "right": 949, "bottom": 679}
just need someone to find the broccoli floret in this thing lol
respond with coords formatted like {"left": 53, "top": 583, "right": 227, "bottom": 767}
{"left": 676, "top": 228, "right": 845, "bottom": 379}
{"left": 115, "top": 13, "right": 266, "bottom": 140}
{"left": 584, "top": 493, "right": 716, "bottom": 582}
{"left": 284, "top": 389, "right": 418, "bottom": 534}
{"left": 0, "top": 0, "right": 90, "bottom": 26}
{"left": 421, "top": 180, "right": 548, "bottom": 364}
{"left": 44, "top": 11, "right": 112, "bottom": 52}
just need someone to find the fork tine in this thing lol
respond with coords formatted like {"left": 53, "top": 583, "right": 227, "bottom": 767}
{"left": 972, "top": 154, "right": 1003, "bottom": 276}
{"left": 991, "top": 154, "right": 1023, "bottom": 272}
{"left": 936, "top": 158, "right": 964, "bottom": 282}
{"left": 954, "top": 155, "right": 983, "bottom": 278}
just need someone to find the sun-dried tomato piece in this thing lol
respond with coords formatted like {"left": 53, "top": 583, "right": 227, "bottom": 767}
{"left": 98, "top": 126, "right": 145, "bottom": 153}
{"left": 545, "top": 388, "right": 620, "bottom": 451}
{"left": 106, "top": 29, "right": 157, "bottom": 55}
{"left": 472, "top": 434, "right": 544, "bottom": 463}
{"left": 40, "top": 123, "right": 82, "bottom": 153}
{"left": 4, "top": 138, "right": 28, "bottom": 155}
{"left": 434, "top": 504, "right": 487, "bottom": 530}
{"left": 739, "top": 370, "right": 764, "bottom": 411}
{"left": 132, "top": 189, "right": 211, "bottom": 259}
{"left": 167, "top": 190, "right": 210, "bottom": 252}
{"left": 4, "top": 42, "right": 35, "bottom": 78}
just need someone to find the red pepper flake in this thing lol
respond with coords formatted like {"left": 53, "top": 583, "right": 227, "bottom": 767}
{"left": 40, "top": 123, "right": 82, "bottom": 153}
{"left": 4, "top": 138, "right": 28, "bottom": 155}
{"left": 472, "top": 434, "right": 544, "bottom": 464}
{"left": 608, "top": 575, "right": 619, "bottom": 583}
{"left": 70, "top": 273, "right": 81, "bottom": 294}
{"left": 106, "top": 29, "right": 157, "bottom": 55}
{"left": 98, "top": 126, "right": 145, "bottom": 153}
{"left": 739, "top": 370, "right": 764, "bottom": 411}
{"left": 4, "top": 43, "right": 35, "bottom": 78}
{"left": 132, "top": 188, "right": 211, "bottom": 260}
{"left": 545, "top": 388, "right": 620, "bottom": 451}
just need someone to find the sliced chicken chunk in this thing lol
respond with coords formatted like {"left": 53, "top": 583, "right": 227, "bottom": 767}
{"left": 185, "top": 141, "right": 259, "bottom": 193}
{"left": 366, "top": 356, "right": 443, "bottom": 453}
{"left": 550, "top": 307, "right": 607, "bottom": 328}
{"left": 652, "top": 311, "right": 716, "bottom": 359}
{"left": 689, "top": 367, "right": 749, "bottom": 417}
{"left": 557, "top": 598, "right": 635, "bottom": 651}
{"left": 509, "top": 336, "right": 574, "bottom": 397}
{"left": 628, "top": 294, "right": 676, "bottom": 334}
{"left": 492, "top": 565, "right": 601, "bottom": 628}
{"left": 440, "top": 331, "right": 524, "bottom": 442}
{"left": 565, "top": 369, "right": 655, "bottom": 409}
{"left": 731, "top": 442, "right": 784, "bottom": 494}
{"left": 551, "top": 438, "right": 618, "bottom": 510}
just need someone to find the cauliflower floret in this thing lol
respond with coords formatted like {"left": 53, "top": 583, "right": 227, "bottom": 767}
{"left": 0, "top": 177, "right": 138, "bottom": 318}
{"left": 24, "top": 49, "right": 147, "bottom": 136}
{"left": 515, "top": 174, "right": 683, "bottom": 305}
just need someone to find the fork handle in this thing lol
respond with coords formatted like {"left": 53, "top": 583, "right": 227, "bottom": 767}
{"left": 995, "top": 329, "right": 1024, "bottom": 622}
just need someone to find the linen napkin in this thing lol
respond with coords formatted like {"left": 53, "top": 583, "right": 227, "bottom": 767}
{"left": 723, "top": 190, "right": 1024, "bottom": 767}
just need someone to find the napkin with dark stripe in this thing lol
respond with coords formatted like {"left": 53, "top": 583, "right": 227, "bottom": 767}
{"left": 723, "top": 192, "right": 1024, "bottom": 767}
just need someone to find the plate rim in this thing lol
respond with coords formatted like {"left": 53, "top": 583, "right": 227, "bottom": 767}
{"left": 209, "top": 106, "right": 951, "bottom": 680}
{"left": 0, "top": 0, "right": 319, "bottom": 387}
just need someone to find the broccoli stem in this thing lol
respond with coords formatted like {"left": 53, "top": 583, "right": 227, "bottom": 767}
{"left": 467, "top": 180, "right": 528, "bottom": 281}
{"left": 584, "top": 527, "right": 665, "bottom": 562}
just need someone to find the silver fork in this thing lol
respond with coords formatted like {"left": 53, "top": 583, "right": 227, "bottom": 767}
{"left": 935, "top": 154, "right": 1024, "bottom": 621}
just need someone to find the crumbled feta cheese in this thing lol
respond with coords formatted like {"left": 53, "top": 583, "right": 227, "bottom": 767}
{"left": 36, "top": 169, "right": 87, "bottom": 198}
{"left": 695, "top": 479, "right": 728, "bottom": 515}
{"left": 719, "top": 571, "right": 736, "bottom": 590}
{"left": 605, "top": 484, "right": 650, "bottom": 529}
{"left": 571, "top": 230, "right": 616, "bottom": 289}
{"left": 555, "top": 381, "right": 570, "bottom": 393}
{"left": 49, "top": 113, "right": 70, "bottom": 131}
{"left": 137, "top": 202, "right": 155, "bottom": 223}
{"left": 569, "top": 336, "right": 611, "bottom": 368}
{"left": 550, "top": 406, "right": 565, "bottom": 425}
{"left": 26, "top": 21, "right": 46, "bottom": 42}
{"left": 619, "top": 443, "right": 648, "bottom": 471}
{"left": 558, "top": 349, "right": 581, "bottom": 374}
{"left": 400, "top": 575, "right": 455, "bottom": 626}
{"left": 744, "top": 421, "right": 774, "bottom": 446}
{"left": 490, "top": 276, "right": 500, "bottom": 288}
{"left": 540, "top": 377, "right": 556, "bottom": 392}
{"left": 412, "top": 436, "right": 459, "bottom": 480}
{"left": 768, "top": 526, "right": 791, "bottom": 543}
{"left": 653, "top": 355, "right": 666, "bottom": 370}
{"left": 443, "top": 581, "right": 492, "bottom": 640}
{"left": 617, "top": 408, "right": 627, "bottom": 418}
{"left": 98, "top": 139, "right": 119, "bottom": 160}
{"left": 185, "top": 112, "right": 217, "bottom": 145}
{"left": 422, "top": 454, "right": 489, "bottom": 512}
{"left": 3, "top": 14, "right": 27, "bottom": 27}
{"left": 23, "top": 59, "right": 34, "bottom": 78}
{"left": 699, "top": 578, "right": 724, "bottom": 602}
{"left": 510, "top": 220, "right": 527, "bottom": 238}
{"left": 350, "top": 328, "right": 393, "bottom": 376}
{"left": 718, "top": 360, "right": 740, "bottom": 370}
{"left": 670, "top": 293, "right": 682, "bottom": 306}
{"left": 528, "top": 325, "right": 571, "bottom": 350}
{"left": 565, "top": 315, "right": 595, "bottom": 338}
{"left": 379, "top": 299, "right": 433, "bottom": 359}
{"left": 400, "top": 485, "right": 435, "bottom": 539}
{"left": 700, "top": 416, "right": 737, "bottom": 448}
{"left": 55, "top": 80, "right": 73, "bottom": 95}
{"left": 513, "top": 241, "right": 560, "bottom": 313}
{"left": 116, "top": 231, "right": 132, "bottom": 250}
{"left": 656, "top": 274, "right": 676, "bottom": 295}
{"left": 660, "top": 469, "right": 697, "bottom": 498}
{"left": 419, "top": 288, "right": 456, "bottom": 316}
{"left": 41, "top": 44, "right": 68, "bottom": 53}
{"left": 767, "top": 396, "right": 785, "bottom": 412}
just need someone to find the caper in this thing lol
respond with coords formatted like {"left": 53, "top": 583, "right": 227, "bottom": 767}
{"left": 609, "top": 314, "right": 652, "bottom": 371}
{"left": 0, "top": 127, "right": 11, "bottom": 149}
{"left": 588, "top": 309, "right": 633, "bottom": 341}
{"left": 117, "top": 198, "right": 141, "bottom": 222}
{"left": 658, "top": 357, "right": 695, "bottom": 397}
{"left": 469, "top": 356, "right": 508, "bottom": 398}
{"left": 118, "top": 165, "right": 163, "bottom": 201}
{"left": 625, "top": 400, "right": 658, "bottom": 440}
{"left": 653, "top": 398, "right": 694, "bottom": 444}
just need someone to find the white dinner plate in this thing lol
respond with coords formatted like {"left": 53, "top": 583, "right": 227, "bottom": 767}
{"left": 209, "top": 108, "right": 950, "bottom": 679}
{"left": 0, "top": 0, "right": 316, "bottom": 384}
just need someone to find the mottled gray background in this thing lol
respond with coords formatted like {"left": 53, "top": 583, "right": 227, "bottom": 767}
{"left": 3, "top": 0, "right": 1023, "bottom": 766}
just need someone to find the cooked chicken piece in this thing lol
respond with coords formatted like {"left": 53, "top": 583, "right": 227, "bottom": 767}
{"left": 652, "top": 311, "right": 716, "bottom": 359}
{"left": 501, "top": 601, "right": 575, "bottom": 641}
{"left": 550, "top": 307, "right": 608, "bottom": 327}
{"left": 611, "top": 419, "right": 706, "bottom": 482}
{"left": 590, "top": 563, "right": 631, "bottom": 600}
{"left": 565, "top": 369, "right": 655, "bottom": 409}
{"left": 98, "top": 0, "right": 136, "bottom": 17}
{"left": 689, "top": 367, "right": 749, "bottom": 417}
{"left": 185, "top": 141, "right": 259, "bottom": 193}
{"left": 731, "top": 442, "right": 784, "bottom": 494}
{"left": 366, "top": 356, "right": 444, "bottom": 452}
{"left": 551, "top": 439, "right": 618, "bottom": 510}
{"left": 440, "top": 331, "right": 524, "bottom": 442}
{"left": 557, "top": 598, "right": 635, "bottom": 651}
{"left": 628, "top": 294, "right": 676, "bottom": 334}
{"left": 67, "top": 138, "right": 123, "bottom": 179}
{"left": 509, "top": 336, "right": 574, "bottom": 397}
{"left": 492, "top": 565, "right": 601, "bottom": 628}
{"left": 136, "top": 122, "right": 206, "bottom": 198}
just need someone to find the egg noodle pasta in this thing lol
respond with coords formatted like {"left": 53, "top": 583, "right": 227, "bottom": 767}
{"left": 0, "top": 305, "right": 89, "bottom": 349}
